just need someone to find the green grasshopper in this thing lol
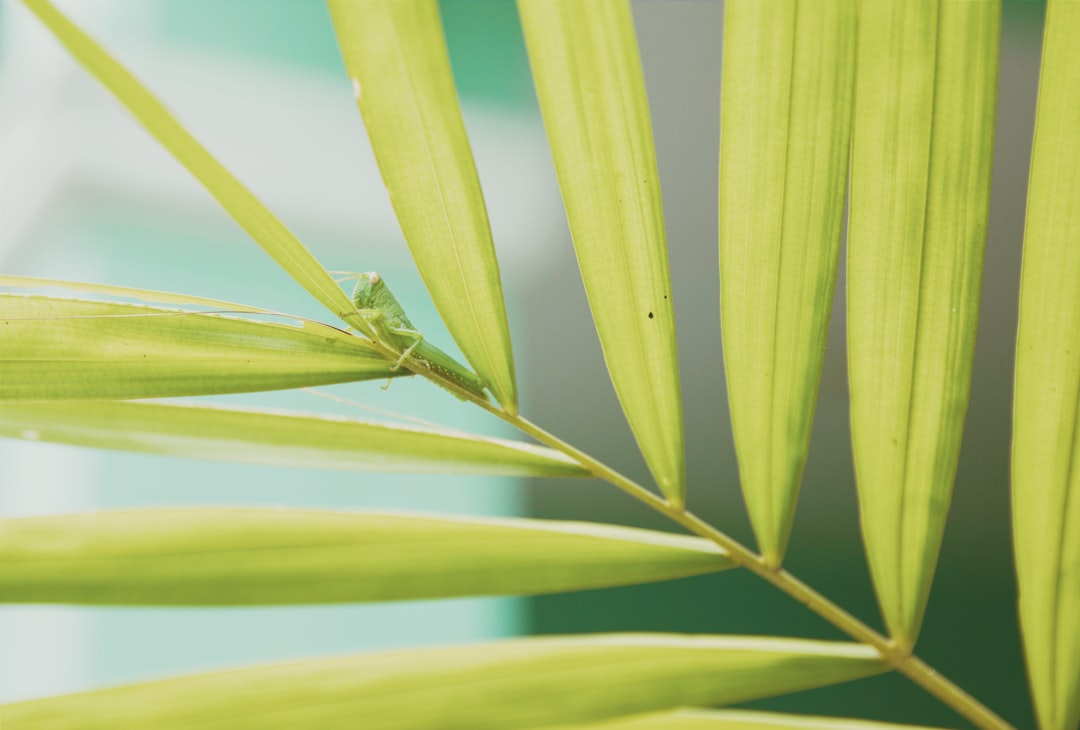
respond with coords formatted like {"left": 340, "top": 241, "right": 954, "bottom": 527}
{"left": 346, "top": 271, "right": 488, "bottom": 401}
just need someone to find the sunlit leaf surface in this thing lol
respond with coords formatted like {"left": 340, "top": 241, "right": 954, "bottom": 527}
{"left": 719, "top": 0, "right": 855, "bottom": 564}
{"left": 518, "top": 0, "right": 685, "bottom": 505}
{"left": 0, "top": 400, "right": 587, "bottom": 477}
{"left": 847, "top": 0, "right": 999, "bottom": 649}
{"left": 2, "top": 635, "right": 883, "bottom": 729}
{"left": 0, "top": 508, "right": 731, "bottom": 605}
{"left": 328, "top": 0, "right": 517, "bottom": 412}
{"left": 556, "top": 708, "right": 948, "bottom": 729}
{"left": 0, "top": 294, "right": 399, "bottom": 399}
{"left": 1011, "top": 2, "right": 1080, "bottom": 728}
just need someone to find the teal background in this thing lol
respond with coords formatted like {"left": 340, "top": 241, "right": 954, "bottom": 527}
{"left": 157, "top": 0, "right": 533, "bottom": 106}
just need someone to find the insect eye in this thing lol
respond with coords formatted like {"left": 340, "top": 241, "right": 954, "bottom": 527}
{"left": 368, "top": 272, "right": 381, "bottom": 285}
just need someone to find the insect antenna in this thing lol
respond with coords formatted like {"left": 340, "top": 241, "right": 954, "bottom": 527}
{"left": 299, "top": 388, "right": 446, "bottom": 431}
{"left": 327, "top": 270, "right": 366, "bottom": 285}
{"left": 0, "top": 309, "right": 354, "bottom": 336}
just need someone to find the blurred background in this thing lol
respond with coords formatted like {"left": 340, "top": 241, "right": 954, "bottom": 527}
{"left": 0, "top": 1, "right": 1046, "bottom": 727}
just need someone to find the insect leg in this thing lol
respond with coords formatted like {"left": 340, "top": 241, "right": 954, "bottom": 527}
{"left": 348, "top": 308, "right": 399, "bottom": 389}
{"left": 347, "top": 310, "right": 419, "bottom": 371}
{"left": 337, "top": 307, "right": 384, "bottom": 334}
{"left": 387, "top": 326, "right": 424, "bottom": 370}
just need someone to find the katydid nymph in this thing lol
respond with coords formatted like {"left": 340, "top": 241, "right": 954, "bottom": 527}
{"left": 346, "top": 271, "right": 488, "bottom": 402}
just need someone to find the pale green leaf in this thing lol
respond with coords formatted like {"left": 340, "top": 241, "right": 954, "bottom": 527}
{"left": 19, "top": 0, "right": 361, "bottom": 333}
{"left": 1, "top": 635, "right": 883, "bottom": 729}
{"left": 0, "top": 507, "right": 731, "bottom": 605}
{"left": 327, "top": 0, "right": 517, "bottom": 413}
{"left": 555, "top": 708, "right": 948, "bottom": 729}
{"left": 1012, "top": 2, "right": 1080, "bottom": 729}
{"left": 0, "top": 400, "right": 587, "bottom": 477}
{"left": 0, "top": 275, "right": 273, "bottom": 313}
{"left": 0, "top": 294, "right": 402, "bottom": 400}
{"left": 718, "top": 0, "right": 855, "bottom": 565}
{"left": 847, "top": 0, "right": 999, "bottom": 649}
{"left": 518, "top": 0, "right": 684, "bottom": 506}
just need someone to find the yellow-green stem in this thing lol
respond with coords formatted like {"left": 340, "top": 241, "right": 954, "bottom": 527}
{"left": 471, "top": 401, "right": 1013, "bottom": 730}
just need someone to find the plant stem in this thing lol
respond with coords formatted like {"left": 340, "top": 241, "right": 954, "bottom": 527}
{"left": 490, "top": 406, "right": 1014, "bottom": 730}
{"left": 364, "top": 337, "right": 490, "bottom": 404}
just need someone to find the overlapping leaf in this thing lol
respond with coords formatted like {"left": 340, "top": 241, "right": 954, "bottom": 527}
{"left": 557, "top": 708, "right": 948, "bottom": 729}
{"left": 0, "top": 508, "right": 730, "bottom": 605}
{"left": 328, "top": 0, "right": 517, "bottom": 412}
{"left": 0, "top": 294, "right": 400, "bottom": 399}
{"left": 1, "top": 635, "right": 882, "bottom": 729}
{"left": 0, "top": 400, "right": 586, "bottom": 477}
{"left": 0, "top": 275, "right": 274, "bottom": 312}
{"left": 518, "top": 0, "right": 684, "bottom": 505}
{"left": 1011, "top": 2, "right": 1080, "bottom": 728}
{"left": 718, "top": 0, "right": 855, "bottom": 564}
{"left": 847, "top": 0, "right": 999, "bottom": 649}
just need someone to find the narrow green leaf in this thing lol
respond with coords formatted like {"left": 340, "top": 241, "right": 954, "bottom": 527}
{"left": 1, "top": 635, "right": 883, "bottom": 729}
{"left": 1012, "top": 2, "right": 1080, "bottom": 729}
{"left": 0, "top": 294, "right": 402, "bottom": 400}
{"left": 0, "top": 400, "right": 587, "bottom": 478}
{"left": 554, "top": 708, "right": 948, "bottom": 729}
{"left": 718, "top": 0, "right": 855, "bottom": 565}
{"left": 518, "top": 0, "right": 685, "bottom": 506}
{"left": 0, "top": 275, "right": 272, "bottom": 313}
{"left": 327, "top": 0, "right": 518, "bottom": 413}
{"left": 847, "top": 0, "right": 999, "bottom": 649}
{"left": 19, "top": 0, "right": 361, "bottom": 332}
{"left": 0, "top": 508, "right": 731, "bottom": 605}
